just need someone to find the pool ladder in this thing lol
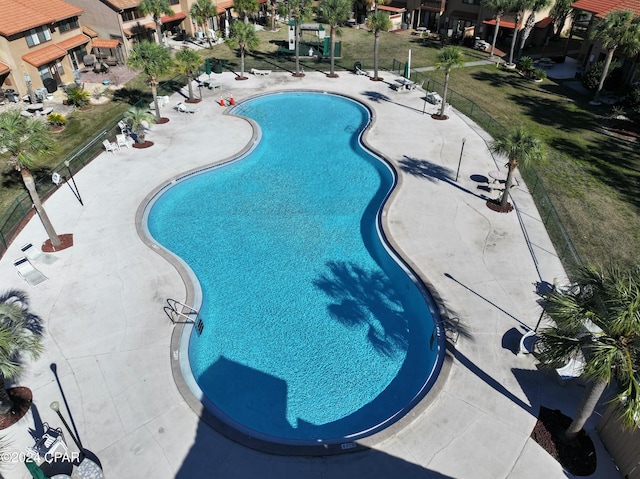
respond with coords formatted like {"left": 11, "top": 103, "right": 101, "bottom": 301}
{"left": 164, "top": 299, "right": 204, "bottom": 334}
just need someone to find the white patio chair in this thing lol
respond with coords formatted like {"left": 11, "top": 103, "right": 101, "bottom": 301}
{"left": 21, "top": 243, "right": 58, "bottom": 264}
{"left": 175, "top": 102, "right": 196, "bottom": 113}
{"left": 116, "top": 134, "right": 130, "bottom": 149}
{"left": 13, "top": 257, "right": 48, "bottom": 286}
{"left": 102, "top": 139, "right": 118, "bottom": 153}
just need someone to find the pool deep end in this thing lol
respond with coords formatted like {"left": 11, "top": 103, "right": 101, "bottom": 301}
{"left": 146, "top": 92, "right": 445, "bottom": 451}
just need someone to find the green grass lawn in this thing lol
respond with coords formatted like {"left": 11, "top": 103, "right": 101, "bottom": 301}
{"left": 1, "top": 24, "right": 638, "bottom": 269}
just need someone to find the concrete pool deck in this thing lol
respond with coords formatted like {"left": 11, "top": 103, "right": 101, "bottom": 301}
{"left": 0, "top": 71, "right": 622, "bottom": 479}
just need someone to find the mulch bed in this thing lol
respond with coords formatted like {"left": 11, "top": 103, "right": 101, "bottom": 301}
{"left": 0, "top": 387, "right": 33, "bottom": 430}
{"left": 531, "top": 407, "right": 597, "bottom": 476}
{"left": 486, "top": 199, "right": 514, "bottom": 213}
{"left": 431, "top": 114, "right": 449, "bottom": 120}
{"left": 42, "top": 233, "right": 73, "bottom": 253}
{"left": 133, "top": 141, "right": 154, "bottom": 149}
{"left": 156, "top": 117, "right": 170, "bottom": 124}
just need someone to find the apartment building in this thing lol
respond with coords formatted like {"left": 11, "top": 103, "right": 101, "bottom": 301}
{"left": 0, "top": 0, "right": 89, "bottom": 99}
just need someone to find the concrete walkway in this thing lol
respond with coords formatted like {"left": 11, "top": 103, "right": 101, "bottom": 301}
{"left": 0, "top": 71, "right": 621, "bottom": 479}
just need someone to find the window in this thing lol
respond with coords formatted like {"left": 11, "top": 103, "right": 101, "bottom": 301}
{"left": 170, "top": 0, "right": 179, "bottom": 4}
{"left": 462, "top": 0, "right": 481, "bottom": 4}
{"left": 25, "top": 26, "right": 52, "bottom": 47}
{"left": 122, "top": 9, "right": 145, "bottom": 21}
{"left": 59, "top": 17, "right": 80, "bottom": 33}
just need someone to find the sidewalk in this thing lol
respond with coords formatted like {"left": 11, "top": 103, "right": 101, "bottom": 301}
{"left": 0, "top": 71, "right": 621, "bottom": 479}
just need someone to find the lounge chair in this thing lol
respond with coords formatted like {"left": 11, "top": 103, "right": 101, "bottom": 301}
{"left": 149, "top": 95, "right": 170, "bottom": 110}
{"left": 176, "top": 102, "right": 196, "bottom": 113}
{"left": 21, "top": 243, "right": 58, "bottom": 265}
{"left": 118, "top": 120, "right": 130, "bottom": 135}
{"left": 250, "top": 68, "right": 271, "bottom": 76}
{"left": 103, "top": 139, "right": 118, "bottom": 153}
{"left": 13, "top": 257, "right": 48, "bottom": 286}
{"left": 116, "top": 134, "right": 131, "bottom": 149}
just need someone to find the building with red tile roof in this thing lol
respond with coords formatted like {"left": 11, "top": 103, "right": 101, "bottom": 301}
{"left": 0, "top": 0, "right": 91, "bottom": 101}
{"left": 571, "top": 0, "right": 640, "bottom": 85}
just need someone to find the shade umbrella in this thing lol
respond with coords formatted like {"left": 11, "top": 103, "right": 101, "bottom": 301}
{"left": 404, "top": 49, "right": 411, "bottom": 79}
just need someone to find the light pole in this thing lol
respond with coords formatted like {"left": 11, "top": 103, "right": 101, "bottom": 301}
{"left": 455, "top": 137, "right": 466, "bottom": 182}
{"left": 50, "top": 401, "right": 85, "bottom": 461}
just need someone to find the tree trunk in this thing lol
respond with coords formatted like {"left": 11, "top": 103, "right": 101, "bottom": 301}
{"left": 155, "top": 20, "right": 163, "bottom": 44}
{"left": 151, "top": 83, "right": 161, "bottom": 122}
{"left": 500, "top": 163, "right": 517, "bottom": 208}
{"left": 490, "top": 15, "right": 501, "bottom": 58}
{"left": 594, "top": 49, "right": 615, "bottom": 103}
{"left": 294, "top": 21, "right": 303, "bottom": 76}
{"left": 518, "top": 13, "right": 535, "bottom": 57}
{"left": 564, "top": 379, "right": 608, "bottom": 440}
{"left": 329, "top": 27, "right": 337, "bottom": 77}
{"left": 0, "top": 372, "right": 14, "bottom": 415}
{"left": 508, "top": 12, "right": 520, "bottom": 66}
{"left": 439, "top": 69, "right": 450, "bottom": 117}
{"left": 373, "top": 31, "right": 380, "bottom": 80}
{"left": 240, "top": 48, "right": 246, "bottom": 78}
{"left": 187, "top": 76, "right": 194, "bottom": 100}
{"left": 21, "top": 170, "right": 61, "bottom": 248}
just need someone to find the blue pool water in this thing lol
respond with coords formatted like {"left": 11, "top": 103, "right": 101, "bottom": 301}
{"left": 147, "top": 92, "right": 443, "bottom": 444}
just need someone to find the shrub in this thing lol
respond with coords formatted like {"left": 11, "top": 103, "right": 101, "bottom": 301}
{"left": 532, "top": 68, "right": 547, "bottom": 81}
{"left": 582, "top": 60, "right": 621, "bottom": 91}
{"left": 47, "top": 113, "right": 67, "bottom": 126}
{"left": 517, "top": 56, "right": 534, "bottom": 73}
{"left": 66, "top": 87, "right": 91, "bottom": 107}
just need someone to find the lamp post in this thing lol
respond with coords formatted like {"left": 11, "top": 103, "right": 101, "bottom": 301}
{"left": 455, "top": 137, "right": 466, "bottom": 182}
{"left": 50, "top": 401, "right": 84, "bottom": 461}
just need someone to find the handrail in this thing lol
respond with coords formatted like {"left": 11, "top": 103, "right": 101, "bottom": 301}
{"left": 164, "top": 298, "right": 198, "bottom": 324}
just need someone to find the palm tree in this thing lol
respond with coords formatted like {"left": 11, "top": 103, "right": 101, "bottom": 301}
{"left": 506, "top": 0, "right": 530, "bottom": 66}
{"left": 175, "top": 49, "right": 203, "bottom": 101}
{"left": 139, "top": 0, "right": 175, "bottom": 44}
{"left": 590, "top": 10, "right": 640, "bottom": 104}
{"left": 366, "top": 11, "right": 392, "bottom": 81}
{"left": 0, "top": 290, "right": 44, "bottom": 415}
{"left": 536, "top": 264, "right": 640, "bottom": 439}
{"left": 489, "top": 126, "right": 545, "bottom": 209}
{"left": 226, "top": 21, "right": 260, "bottom": 79}
{"left": 550, "top": 0, "right": 572, "bottom": 40}
{"left": 318, "top": 0, "right": 353, "bottom": 78}
{"left": 190, "top": 0, "right": 219, "bottom": 47}
{"left": 0, "top": 111, "right": 60, "bottom": 248}
{"left": 233, "top": 0, "right": 259, "bottom": 23}
{"left": 124, "top": 107, "right": 155, "bottom": 144}
{"left": 481, "top": 0, "right": 515, "bottom": 59}
{"left": 435, "top": 46, "right": 464, "bottom": 119}
{"left": 127, "top": 41, "right": 174, "bottom": 122}
{"left": 517, "top": 0, "right": 551, "bottom": 57}
{"left": 288, "top": 0, "right": 314, "bottom": 77}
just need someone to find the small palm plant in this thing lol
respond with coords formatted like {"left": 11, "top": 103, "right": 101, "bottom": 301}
{"left": 47, "top": 113, "right": 67, "bottom": 127}
{"left": 317, "top": 0, "right": 352, "bottom": 78}
{"left": 124, "top": 107, "right": 155, "bottom": 144}
{"left": 66, "top": 87, "right": 91, "bottom": 108}
{"left": 0, "top": 290, "right": 44, "bottom": 415}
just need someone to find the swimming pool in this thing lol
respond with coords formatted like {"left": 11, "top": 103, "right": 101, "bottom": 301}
{"left": 147, "top": 92, "right": 444, "bottom": 447}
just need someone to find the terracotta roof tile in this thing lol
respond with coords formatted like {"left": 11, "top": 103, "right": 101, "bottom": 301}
{"left": 82, "top": 25, "right": 99, "bottom": 38}
{"left": 102, "top": 0, "right": 142, "bottom": 10}
{"left": 0, "top": 0, "right": 83, "bottom": 36}
{"left": 0, "top": 61, "right": 10, "bottom": 74}
{"left": 572, "top": 0, "right": 640, "bottom": 17}
{"left": 57, "top": 33, "right": 90, "bottom": 50}
{"left": 22, "top": 43, "right": 67, "bottom": 67}
{"left": 161, "top": 12, "right": 186, "bottom": 24}
{"left": 92, "top": 38, "right": 121, "bottom": 49}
